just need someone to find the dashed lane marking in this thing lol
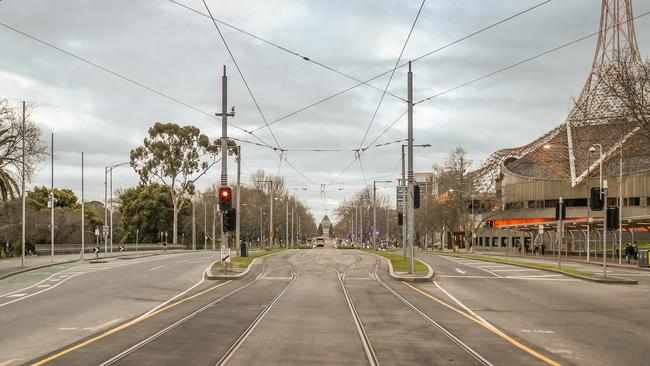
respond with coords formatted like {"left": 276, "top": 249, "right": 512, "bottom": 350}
{"left": 404, "top": 282, "right": 562, "bottom": 366}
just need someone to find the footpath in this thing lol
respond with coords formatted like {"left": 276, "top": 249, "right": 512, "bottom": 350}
{"left": 0, "top": 249, "right": 186, "bottom": 279}
{"left": 472, "top": 249, "right": 650, "bottom": 272}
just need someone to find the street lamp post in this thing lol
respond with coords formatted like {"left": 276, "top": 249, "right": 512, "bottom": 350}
{"left": 373, "top": 180, "right": 392, "bottom": 250}
{"left": 104, "top": 161, "right": 129, "bottom": 254}
{"left": 590, "top": 144, "right": 607, "bottom": 278}
{"left": 400, "top": 143, "right": 431, "bottom": 257}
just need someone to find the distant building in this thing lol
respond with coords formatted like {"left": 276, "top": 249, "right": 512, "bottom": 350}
{"left": 320, "top": 215, "right": 332, "bottom": 238}
{"left": 396, "top": 173, "right": 434, "bottom": 210}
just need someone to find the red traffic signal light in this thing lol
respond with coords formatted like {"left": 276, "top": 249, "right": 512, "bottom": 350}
{"left": 219, "top": 187, "right": 232, "bottom": 211}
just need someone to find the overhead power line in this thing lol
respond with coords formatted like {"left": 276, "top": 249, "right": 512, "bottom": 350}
{"left": 415, "top": 9, "right": 650, "bottom": 105}
{"left": 0, "top": 20, "right": 278, "bottom": 151}
{"left": 167, "top": 0, "right": 405, "bottom": 103}
{"left": 201, "top": 0, "right": 282, "bottom": 151}
{"left": 247, "top": 0, "right": 552, "bottom": 133}
{"left": 358, "top": 0, "right": 426, "bottom": 149}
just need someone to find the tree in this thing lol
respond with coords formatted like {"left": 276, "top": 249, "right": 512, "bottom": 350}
{"left": 600, "top": 60, "right": 650, "bottom": 140}
{"left": 0, "top": 99, "right": 47, "bottom": 201}
{"left": 130, "top": 122, "right": 220, "bottom": 244}
{"left": 118, "top": 183, "right": 189, "bottom": 243}
{"left": 27, "top": 186, "right": 78, "bottom": 209}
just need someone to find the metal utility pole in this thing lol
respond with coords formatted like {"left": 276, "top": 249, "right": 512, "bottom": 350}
{"left": 558, "top": 197, "right": 563, "bottom": 269}
{"left": 401, "top": 145, "right": 407, "bottom": 256}
{"left": 360, "top": 207, "right": 363, "bottom": 246}
{"left": 270, "top": 181, "right": 274, "bottom": 247}
{"left": 291, "top": 205, "right": 295, "bottom": 248}
{"left": 212, "top": 204, "right": 216, "bottom": 251}
{"left": 81, "top": 152, "right": 85, "bottom": 259}
{"left": 407, "top": 61, "right": 415, "bottom": 275}
{"left": 51, "top": 133, "right": 54, "bottom": 262}
{"left": 104, "top": 166, "right": 108, "bottom": 255}
{"left": 204, "top": 202, "right": 207, "bottom": 251}
{"left": 618, "top": 148, "right": 623, "bottom": 265}
{"left": 216, "top": 65, "right": 235, "bottom": 251}
{"left": 192, "top": 199, "right": 196, "bottom": 251}
{"left": 298, "top": 214, "right": 301, "bottom": 244}
{"left": 235, "top": 145, "right": 241, "bottom": 253}
{"left": 373, "top": 180, "right": 391, "bottom": 249}
{"left": 109, "top": 168, "right": 113, "bottom": 253}
{"left": 20, "top": 101, "right": 26, "bottom": 267}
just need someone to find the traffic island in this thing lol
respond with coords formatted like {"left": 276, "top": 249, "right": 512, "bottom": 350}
{"left": 362, "top": 249, "right": 434, "bottom": 282}
{"left": 432, "top": 252, "right": 638, "bottom": 285}
{"left": 206, "top": 248, "right": 288, "bottom": 280}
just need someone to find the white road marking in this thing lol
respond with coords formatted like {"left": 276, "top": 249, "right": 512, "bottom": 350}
{"left": 433, "top": 280, "right": 492, "bottom": 325}
{"left": 7, "top": 293, "right": 27, "bottom": 297}
{"left": 522, "top": 329, "right": 554, "bottom": 334}
{"left": 440, "top": 256, "right": 503, "bottom": 277}
{"left": 58, "top": 327, "right": 78, "bottom": 331}
{"left": 149, "top": 265, "right": 166, "bottom": 272}
{"left": 454, "top": 268, "right": 467, "bottom": 274}
{"left": 83, "top": 318, "right": 122, "bottom": 332}
{"left": 491, "top": 269, "right": 536, "bottom": 272}
{"left": 175, "top": 259, "right": 190, "bottom": 263}
{"left": 36, "top": 284, "right": 51, "bottom": 288}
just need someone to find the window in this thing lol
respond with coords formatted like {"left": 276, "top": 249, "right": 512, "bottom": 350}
{"left": 607, "top": 198, "right": 618, "bottom": 206}
{"left": 624, "top": 197, "right": 640, "bottom": 206}
{"left": 566, "top": 198, "right": 588, "bottom": 207}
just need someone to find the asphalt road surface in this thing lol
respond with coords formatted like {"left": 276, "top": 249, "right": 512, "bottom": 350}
{"left": 417, "top": 253, "right": 650, "bottom": 366}
{"left": 18, "top": 249, "right": 582, "bottom": 366}
{"left": 0, "top": 251, "right": 219, "bottom": 365}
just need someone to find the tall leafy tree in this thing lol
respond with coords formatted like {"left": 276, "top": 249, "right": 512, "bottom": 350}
{"left": 130, "top": 122, "right": 219, "bottom": 244}
{"left": 118, "top": 184, "right": 189, "bottom": 243}
{"left": 27, "top": 186, "right": 78, "bottom": 209}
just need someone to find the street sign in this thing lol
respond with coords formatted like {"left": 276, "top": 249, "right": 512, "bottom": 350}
{"left": 102, "top": 225, "right": 109, "bottom": 236}
{"left": 94, "top": 227, "right": 100, "bottom": 236}
{"left": 538, "top": 225, "right": 544, "bottom": 234}
{"left": 220, "top": 248, "right": 231, "bottom": 263}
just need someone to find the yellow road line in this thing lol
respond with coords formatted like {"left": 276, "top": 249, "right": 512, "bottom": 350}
{"left": 403, "top": 282, "right": 562, "bottom": 366}
{"left": 31, "top": 280, "right": 232, "bottom": 366}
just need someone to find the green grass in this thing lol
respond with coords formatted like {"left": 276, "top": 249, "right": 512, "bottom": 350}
{"left": 214, "top": 248, "right": 288, "bottom": 269}
{"left": 432, "top": 252, "right": 596, "bottom": 278}
{"left": 362, "top": 249, "right": 428, "bottom": 273}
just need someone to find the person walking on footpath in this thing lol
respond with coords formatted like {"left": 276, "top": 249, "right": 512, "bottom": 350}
{"left": 625, "top": 243, "right": 631, "bottom": 263}
{"left": 541, "top": 243, "right": 546, "bottom": 256}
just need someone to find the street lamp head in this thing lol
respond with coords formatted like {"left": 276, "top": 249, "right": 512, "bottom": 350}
{"left": 543, "top": 144, "right": 552, "bottom": 149}
{"left": 589, "top": 146, "right": 596, "bottom": 153}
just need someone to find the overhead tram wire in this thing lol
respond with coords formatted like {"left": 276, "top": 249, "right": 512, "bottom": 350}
{"left": 247, "top": 0, "right": 552, "bottom": 133}
{"left": 364, "top": 8, "right": 650, "bottom": 148}
{"left": 201, "top": 1, "right": 318, "bottom": 186}
{"left": 358, "top": 0, "right": 426, "bottom": 149}
{"left": 0, "top": 20, "right": 278, "bottom": 151}
{"left": 414, "top": 8, "right": 650, "bottom": 106}
{"left": 167, "top": 0, "right": 405, "bottom": 103}
{"left": 201, "top": 0, "right": 282, "bottom": 151}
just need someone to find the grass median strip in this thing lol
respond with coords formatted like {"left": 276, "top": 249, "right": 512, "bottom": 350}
{"left": 213, "top": 248, "right": 288, "bottom": 269}
{"left": 362, "top": 249, "right": 428, "bottom": 273}
{"left": 434, "top": 252, "right": 596, "bottom": 278}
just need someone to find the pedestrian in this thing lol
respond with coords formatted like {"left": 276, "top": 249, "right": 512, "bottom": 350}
{"left": 632, "top": 242, "right": 639, "bottom": 263}
{"left": 534, "top": 244, "right": 539, "bottom": 255}
{"left": 541, "top": 243, "right": 546, "bottom": 256}
{"left": 524, "top": 242, "right": 529, "bottom": 254}
{"left": 625, "top": 243, "right": 631, "bottom": 263}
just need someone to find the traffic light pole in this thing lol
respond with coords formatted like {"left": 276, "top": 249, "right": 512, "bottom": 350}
{"left": 236, "top": 146, "right": 241, "bottom": 254}
{"left": 216, "top": 65, "right": 235, "bottom": 253}
{"left": 407, "top": 61, "right": 415, "bottom": 275}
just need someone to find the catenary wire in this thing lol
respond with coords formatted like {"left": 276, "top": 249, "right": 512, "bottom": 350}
{"left": 201, "top": 0, "right": 283, "bottom": 151}
{"left": 358, "top": 0, "right": 426, "bottom": 149}
{"left": 0, "top": 20, "right": 278, "bottom": 151}
{"left": 248, "top": 0, "right": 552, "bottom": 133}
{"left": 415, "top": 9, "right": 650, "bottom": 105}
{"left": 166, "top": 0, "right": 405, "bottom": 103}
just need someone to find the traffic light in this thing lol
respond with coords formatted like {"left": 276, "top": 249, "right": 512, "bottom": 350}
{"left": 590, "top": 187, "right": 603, "bottom": 211}
{"left": 555, "top": 202, "right": 566, "bottom": 220}
{"left": 397, "top": 212, "right": 403, "bottom": 226}
{"left": 219, "top": 187, "right": 232, "bottom": 211}
{"left": 414, "top": 185, "right": 421, "bottom": 209}
{"left": 606, "top": 207, "right": 619, "bottom": 231}
{"left": 223, "top": 208, "right": 236, "bottom": 232}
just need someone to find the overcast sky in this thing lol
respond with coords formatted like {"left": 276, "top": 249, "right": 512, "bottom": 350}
{"left": 1, "top": 0, "right": 649, "bottom": 224}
